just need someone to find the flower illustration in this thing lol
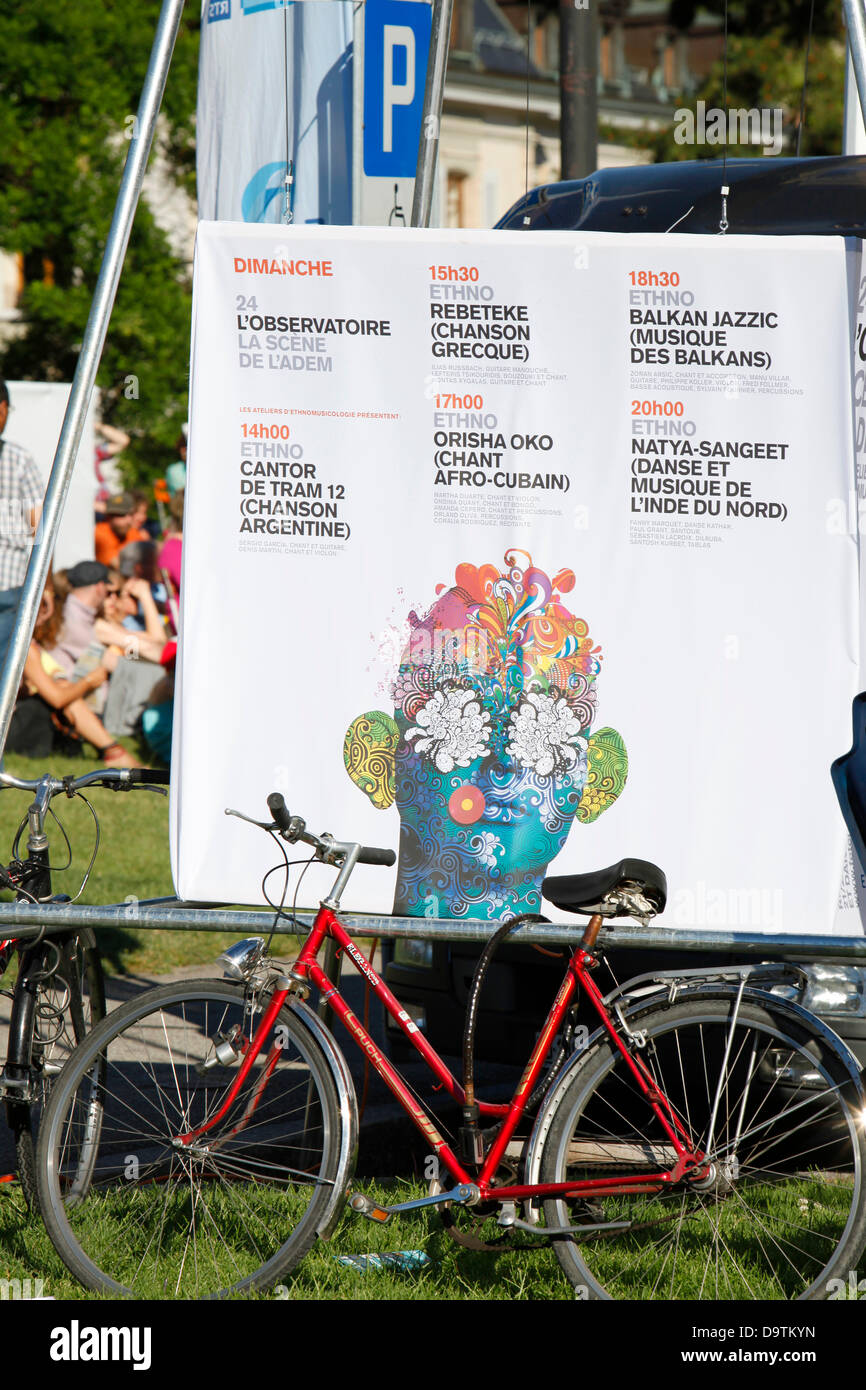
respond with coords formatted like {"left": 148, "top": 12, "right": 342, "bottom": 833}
{"left": 344, "top": 551, "right": 628, "bottom": 921}
{"left": 506, "top": 692, "right": 587, "bottom": 778}
{"left": 392, "top": 663, "right": 436, "bottom": 719}
{"left": 405, "top": 686, "right": 490, "bottom": 772}
{"left": 468, "top": 829, "right": 503, "bottom": 869}
{"left": 579, "top": 786, "right": 608, "bottom": 819}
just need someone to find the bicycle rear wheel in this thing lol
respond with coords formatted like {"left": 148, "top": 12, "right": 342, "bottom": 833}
{"left": 36, "top": 978, "right": 347, "bottom": 1298}
{"left": 539, "top": 997, "right": 866, "bottom": 1299}
{"left": 6, "top": 931, "right": 105, "bottom": 1210}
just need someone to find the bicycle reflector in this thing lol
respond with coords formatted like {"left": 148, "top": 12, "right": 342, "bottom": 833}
{"left": 348, "top": 1191, "right": 391, "bottom": 1224}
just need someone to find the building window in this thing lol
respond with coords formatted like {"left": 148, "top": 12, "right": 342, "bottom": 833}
{"left": 447, "top": 170, "right": 468, "bottom": 228}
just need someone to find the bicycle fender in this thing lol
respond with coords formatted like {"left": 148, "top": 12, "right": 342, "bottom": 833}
{"left": 285, "top": 995, "right": 359, "bottom": 1241}
{"left": 522, "top": 981, "right": 865, "bottom": 1191}
{"left": 669, "top": 981, "right": 865, "bottom": 1090}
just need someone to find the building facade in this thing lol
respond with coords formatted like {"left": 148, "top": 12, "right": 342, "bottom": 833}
{"left": 438, "top": 0, "right": 724, "bottom": 227}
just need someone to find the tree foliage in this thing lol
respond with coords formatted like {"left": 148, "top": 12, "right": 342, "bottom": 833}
{"left": 669, "top": 0, "right": 842, "bottom": 44}
{"left": 651, "top": 27, "right": 845, "bottom": 162}
{"left": 0, "top": 1, "right": 200, "bottom": 485}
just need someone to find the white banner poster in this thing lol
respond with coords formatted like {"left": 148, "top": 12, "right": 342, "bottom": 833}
{"left": 174, "top": 223, "right": 861, "bottom": 939}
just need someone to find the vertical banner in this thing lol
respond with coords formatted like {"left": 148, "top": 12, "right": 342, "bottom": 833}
{"left": 174, "top": 224, "right": 860, "bottom": 940}
{"left": 197, "top": 0, "right": 354, "bottom": 226}
{"left": 836, "top": 243, "right": 866, "bottom": 930}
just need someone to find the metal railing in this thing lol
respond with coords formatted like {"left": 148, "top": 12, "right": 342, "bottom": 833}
{"left": 3, "top": 0, "right": 866, "bottom": 969}
{"left": 0, "top": 896, "right": 865, "bottom": 961}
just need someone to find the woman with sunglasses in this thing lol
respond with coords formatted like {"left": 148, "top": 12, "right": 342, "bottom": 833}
{"left": 95, "top": 574, "right": 167, "bottom": 664}
{"left": 11, "top": 582, "right": 138, "bottom": 767}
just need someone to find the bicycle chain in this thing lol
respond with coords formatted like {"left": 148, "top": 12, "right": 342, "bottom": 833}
{"left": 441, "top": 1177, "right": 715, "bottom": 1251}
{"left": 441, "top": 1206, "right": 528, "bottom": 1252}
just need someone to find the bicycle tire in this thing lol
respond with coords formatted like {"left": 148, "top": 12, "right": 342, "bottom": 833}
{"left": 7, "top": 931, "right": 105, "bottom": 1210}
{"left": 538, "top": 996, "right": 866, "bottom": 1300}
{"left": 36, "top": 978, "right": 347, "bottom": 1298}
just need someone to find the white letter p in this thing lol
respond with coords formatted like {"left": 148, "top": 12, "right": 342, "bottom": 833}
{"left": 383, "top": 25, "right": 415, "bottom": 153}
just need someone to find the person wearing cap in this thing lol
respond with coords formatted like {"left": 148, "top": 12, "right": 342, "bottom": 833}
{"left": 49, "top": 560, "right": 111, "bottom": 675}
{"left": 0, "top": 378, "right": 43, "bottom": 669}
{"left": 93, "top": 491, "right": 148, "bottom": 568}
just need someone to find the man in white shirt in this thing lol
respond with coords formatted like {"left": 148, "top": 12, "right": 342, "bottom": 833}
{"left": 0, "top": 379, "right": 43, "bottom": 671}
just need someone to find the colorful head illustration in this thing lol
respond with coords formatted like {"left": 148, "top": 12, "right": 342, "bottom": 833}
{"left": 344, "top": 550, "right": 627, "bottom": 919}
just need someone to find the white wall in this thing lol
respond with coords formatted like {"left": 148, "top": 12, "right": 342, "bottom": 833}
{"left": 5, "top": 382, "right": 96, "bottom": 571}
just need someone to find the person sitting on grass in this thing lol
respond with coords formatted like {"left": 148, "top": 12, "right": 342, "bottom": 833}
{"left": 51, "top": 564, "right": 164, "bottom": 722}
{"left": 117, "top": 539, "right": 169, "bottom": 621}
{"left": 49, "top": 560, "right": 110, "bottom": 675}
{"left": 158, "top": 489, "right": 183, "bottom": 594}
{"left": 96, "top": 572, "right": 167, "bottom": 661}
{"left": 7, "top": 581, "right": 138, "bottom": 767}
{"left": 140, "top": 639, "right": 176, "bottom": 763}
{"left": 94, "top": 573, "right": 172, "bottom": 741}
{"left": 157, "top": 489, "right": 183, "bottom": 631}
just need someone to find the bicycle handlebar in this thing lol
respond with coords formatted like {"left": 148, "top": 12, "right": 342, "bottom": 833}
{"left": 356, "top": 846, "right": 397, "bottom": 867}
{"left": 125, "top": 769, "right": 170, "bottom": 786}
{"left": 0, "top": 768, "right": 168, "bottom": 796}
{"left": 266, "top": 791, "right": 293, "bottom": 833}
{"left": 264, "top": 791, "right": 396, "bottom": 869}
{"left": 0, "top": 767, "right": 171, "bottom": 893}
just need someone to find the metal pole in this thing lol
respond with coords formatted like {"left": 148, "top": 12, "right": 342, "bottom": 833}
{"left": 0, "top": 0, "right": 187, "bottom": 752}
{"left": 411, "top": 0, "right": 454, "bottom": 228}
{"left": 559, "top": 0, "right": 598, "bottom": 180}
{"left": 843, "top": 0, "right": 866, "bottom": 132}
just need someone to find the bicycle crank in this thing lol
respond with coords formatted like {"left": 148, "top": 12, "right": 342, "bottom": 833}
{"left": 349, "top": 1184, "right": 481, "bottom": 1224}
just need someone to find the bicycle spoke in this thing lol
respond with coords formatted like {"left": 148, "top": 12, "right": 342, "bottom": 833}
{"left": 41, "top": 981, "right": 346, "bottom": 1298}
{"left": 540, "top": 1000, "right": 866, "bottom": 1300}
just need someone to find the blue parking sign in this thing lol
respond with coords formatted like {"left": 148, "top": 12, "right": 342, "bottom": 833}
{"left": 364, "top": 0, "right": 431, "bottom": 178}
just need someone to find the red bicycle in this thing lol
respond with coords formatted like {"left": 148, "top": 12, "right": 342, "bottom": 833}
{"left": 35, "top": 792, "right": 866, "bottom": 1299}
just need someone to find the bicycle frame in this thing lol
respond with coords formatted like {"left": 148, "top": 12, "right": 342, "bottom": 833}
{"left": 0, "top": 767, "right": 165, "bottom": 1105}
{"left": 3, "top": 842, "right": 53, "bottom": 1094}
{"left": 178, "top": 903, "right": 710, "bottom": 1205}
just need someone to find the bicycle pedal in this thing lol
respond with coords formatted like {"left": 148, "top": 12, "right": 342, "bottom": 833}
{"left": 348, "top": 1191, "right": 391, "bottom": 1224}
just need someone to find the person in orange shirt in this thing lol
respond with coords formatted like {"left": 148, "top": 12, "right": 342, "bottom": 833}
{"left": 94, "top": 491, "right": 148, "bottom": 567}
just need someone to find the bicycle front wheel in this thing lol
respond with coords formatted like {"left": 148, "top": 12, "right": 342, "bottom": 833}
{"left": 539, "top": 997, "right": 866, "bottom": 1300}
{"left": 37, "top": 979, "right": 347, "bottom": 1298}
{"left": 7, "top": 931, "right": 105, "bottom": 1210}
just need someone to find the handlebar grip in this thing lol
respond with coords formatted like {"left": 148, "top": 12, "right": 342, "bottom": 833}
{"left": 357, "top": 846, "right": 396, "bottom": 868}
{"left": 127, "top": 769, "right": 170, "bottom": 785}
{"left": 267, "top": 792, "right": 293, "bottom": 833}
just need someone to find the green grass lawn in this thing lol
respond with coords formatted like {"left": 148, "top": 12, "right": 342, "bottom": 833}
{"left": 0, "top": 749, "right": 242, "bottom": 977}
{"left": 0, "top": 1177, "right": 570, "bottom": 1301}
{"left": 5, "top": 1170, "right": 863, "bottom": 1302}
